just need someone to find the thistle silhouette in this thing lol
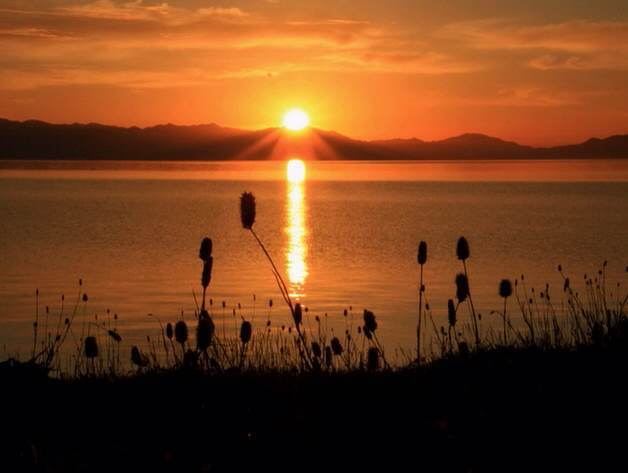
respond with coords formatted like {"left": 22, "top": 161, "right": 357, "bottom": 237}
{"left": 130, "top": 345, "right": 148, "bottom": 368}
{"left": 499, "top": 279, "right": 513, "bottom": 344}
{"left": 239, "top": 191, "right": 311, "bottom": 367}
{"left": 199, "top": 237, "right": 213, "bottom": 311}
{"left": 196, "top": 316, "right": 214, "bottom": 352}
{"left": 240, "top": 320, "right": 252, "bottom": 344}
{"left": 447, "top": 298, "right": 457, "bottom": 352}
{"left": 174, "top": 320, "right": 188, "bottom": 355}
{"left": 416, "top": 241, "right": 427, "bottom": 364}
{"left": 455, "top": 273, "right": 469, "bottom": 302}
{"left": 84, "top": 336, "right": 98, "bottom": 359}
{"left": 362, "top": 309, "right": 389, "bottom": 368}
{"left": 456, "top": 237, "right": 480, "bottom": 346}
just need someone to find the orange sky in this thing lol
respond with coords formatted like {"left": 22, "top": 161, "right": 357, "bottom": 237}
{"left": 1, "top": 0, "right": 627, "bottom": 146}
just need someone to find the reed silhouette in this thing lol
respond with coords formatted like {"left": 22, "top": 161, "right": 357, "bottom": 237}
{"left": 2, "top": 194, "right": 628, "bottom": 473}
{"left": 3, "top": 193, "right": 627, "bottom": 378}
{"left": 499, "top": 279, "right": 513, "bottom": 343}
{"left": 417, "top": 241, "right": 427, "bottom": 364}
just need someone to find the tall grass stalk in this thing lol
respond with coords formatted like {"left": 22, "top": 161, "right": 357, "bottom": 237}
{"left": 417, "top": 241, "right": 427, "bottom": 364}
{"left": 240, "top": 191, "right": 312, "bottom": 368}
{"left": 457, "top": 237, "right": 480, "bottom": 346}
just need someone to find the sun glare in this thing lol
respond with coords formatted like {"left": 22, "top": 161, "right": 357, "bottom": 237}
{"left": 282, "top": 108, "right": 310, "bottom": 131}
{"left": 287, "top": 159, "right": 306, "bottom": 183}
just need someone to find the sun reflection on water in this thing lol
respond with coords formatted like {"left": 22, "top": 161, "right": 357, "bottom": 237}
{"left": 286, "top": 159, "right": 308, "bottom": 298}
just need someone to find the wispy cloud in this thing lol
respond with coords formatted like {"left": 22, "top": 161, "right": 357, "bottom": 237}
{"left": 528, "top": 52, "right": 628, "bottom": 70}
{"left": 477, "top": 87, "right": 583, "bottom": 107}
{"left": 0, "top": 27, "right": 71, "bottom": 39}
{"left": 443, "top": 19, "right": 628, "bottom": 52}
{"left": 0, "top": 1, "right": 477, "bottom": 89}
{"left": 442, "top": 19, "right": 628, "bottom": 70}
{"left": 55, "top": 1, "right": 174, "bottom": 21}
{"left": 320, "top": 50, "right": 479, "bottom": 75}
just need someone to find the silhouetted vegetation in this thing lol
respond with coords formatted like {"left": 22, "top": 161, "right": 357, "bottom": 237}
{"left": 5, "top": 192, "right": 627, "bottom": 378}
{"left": 2, "top": 192, "right": 627, "bottom": 471}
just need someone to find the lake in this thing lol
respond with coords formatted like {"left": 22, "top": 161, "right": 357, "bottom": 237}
{"left": 1, "top": 159, "right": 627, "bottom": 360}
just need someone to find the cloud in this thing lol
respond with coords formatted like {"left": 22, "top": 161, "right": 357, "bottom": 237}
{"left": 0, "top": 66, "right": 221, "bottom": 91}
{"left": 0, "top": 1, "right": 478, "bottom": 90}
{"left": 442, "top": 19, "right": 628, "bottom": 70}
{"left": 0, "top": 27, "right": 71, "bottom": 39}
{"left": 197, "top": 7, "right": 248, "bottom": 18}
{"left": 1, "top": 1, "right": 625, "bottom": 97}
{"left": 54, "top": 1, "right": 247, "bottom": 23}
{"left": 55, "top": 1, "right": 173, "bottom": 21}
{"left": 443, "top": 19, "right": 628, "bottom": 52}
{"left": 528, "top": 52, "right": 628, "bottom": 71}
{"left": 0, "top": 3, "right": 377, "bottom": 46}
{"left": 482, "top": 87, "right": 583, "bottom": 107}
{"left": 320, "top": 50, "right": 478, "bottom": 75}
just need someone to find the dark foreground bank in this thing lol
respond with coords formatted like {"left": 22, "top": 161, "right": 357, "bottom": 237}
{"left": 3, "top": 341, "right": 628, "bottom": 473}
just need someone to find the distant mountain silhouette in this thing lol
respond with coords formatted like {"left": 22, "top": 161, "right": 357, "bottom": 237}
{"left": 1, "top": 118, "right": 627, "bottom": 160}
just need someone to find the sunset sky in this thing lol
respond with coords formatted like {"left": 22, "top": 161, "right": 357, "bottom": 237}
{"left": 1, "top": 0, "right": 627, "bottom": 145}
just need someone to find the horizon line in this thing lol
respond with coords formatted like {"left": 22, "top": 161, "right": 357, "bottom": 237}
{"left": 2, "top": 116, "right": 627, "bottom": 149}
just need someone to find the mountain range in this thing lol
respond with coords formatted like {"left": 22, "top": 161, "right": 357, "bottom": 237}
{"left": 1, "top": 118, "right": 627, "bottom": 160}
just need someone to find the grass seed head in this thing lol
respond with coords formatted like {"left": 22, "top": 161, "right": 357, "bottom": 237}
{"left": 174, "top": 320, "right": 188, "bottom": 345}
{"left": 107, "top": 330, "right": 122, "bottom": 343}
{"left": 201, "top": 258, "right": 213, "bottom": 289}
{"left": 293, "top": 303, "right": 303, "bottom": 327}
{"left": 447, "top": 299, "right": 457, "bottom": 327}
{"left": 240, "top": 192, "right": 256, "bottom": 229}
{"left": 196, "top": 317, "right": 215, "bottom": 351}
{"left": 363, "top": 309, "right": 378, "bottom": 333}
{"left": 331, "top": 337, "right": 343, "bottom": 356}
{"left": 131, "top": 346, "right": 148, "bottom": 367}
{"left": 499, "top": 279, "right": 513, "bottom": 298}
{"left": 456, "top": 237, "right": 470, "bottom": 261}
{"left": 199, "top": 237, "right": 213, "bottom": 262}
{"left": 240, "top": 321, "right": 252, "bottom": 344}
{"left": 455, "top": 273, "right": 469, "bottom": 302}
{"left": 84, "top": 336, "right": 98, "bottom": 358}
{"left": 417, "top": 241, "right": 427, "bottom": 265}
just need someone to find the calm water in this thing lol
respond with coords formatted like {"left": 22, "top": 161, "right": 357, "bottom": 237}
{"left": 1, "top": 159, "right": 627, "bottom": 357}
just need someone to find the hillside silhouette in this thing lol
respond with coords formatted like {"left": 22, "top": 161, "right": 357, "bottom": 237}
{"left": 1, "top": 118, "right": 627, "bottom": 160}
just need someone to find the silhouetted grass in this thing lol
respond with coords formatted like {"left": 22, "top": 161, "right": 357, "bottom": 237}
{"left": 4, "top": 328, "right": 628, "bottom": 472}
{"left": 6, "top": 192, "right": 626, "bottom": 378}
{"left": 2, "top": 191, "right": 627, "bottom": 471}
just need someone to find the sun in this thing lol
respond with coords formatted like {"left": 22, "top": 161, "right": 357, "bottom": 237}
{"left": 282, "top": 108, "right": 310, "bottom": 131}
{"left": 287, "top": 159, "right": 306, "bottom": 183}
